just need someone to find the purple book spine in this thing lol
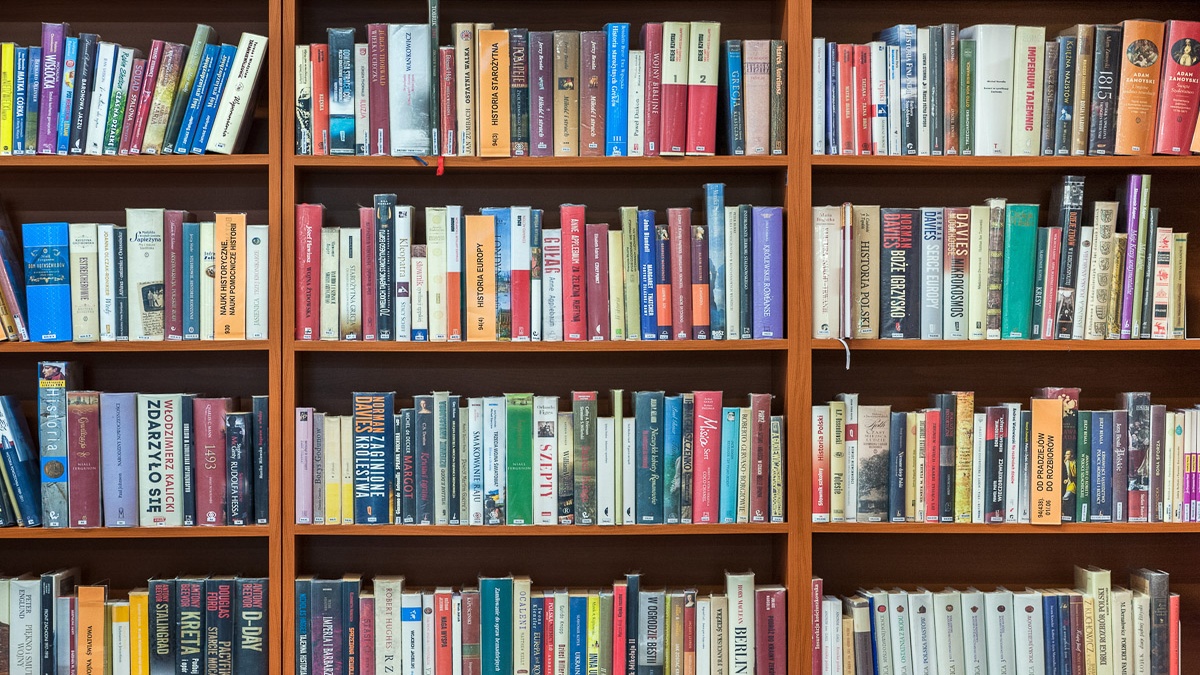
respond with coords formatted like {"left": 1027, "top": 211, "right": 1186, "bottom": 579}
{"left": 1112, "top": 409, "right": 1128, "bottom": 522}
{"left": 38, "top": 23, "right": 67, "bottom": 154}
{"left": 1119, "top": 174, "right": 1142, "bottom": 339}
{"left": 99, "top": 392, "right": 139, "bottom": 526}
{"left": 751, "top": 206, "right": 784, "bottom": 338}
{"left": 529, "top": 31, "right": 553, "bottom": 157}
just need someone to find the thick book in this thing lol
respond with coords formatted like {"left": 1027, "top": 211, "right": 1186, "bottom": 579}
{"left": 685, "top": 22, "right": 719, "bottom": 155}
{"left": 1115, "top": 20, "right": 1166, "bottom": 155}
{"left": 1088, "top": 25, "right": 1122, "bottom": 155}
{"left": 126, "top": 208, "right": 166, "bottom": 341}
{"left": 327, "top": 28, "right": 357, "bottom": 155}
{"left": 478, "top": 29, "right": 511, "bottom": 157}
{"left": 99, "top": 392, "right": 138, "bottom": 526}
{"left": 137, "top": 393, "right": 184, "bottom": 526}
{"left": 1000, "top": 204, "right": 1039, "bottom": 338}
{"left": 660, "top": 22, "right": 691, "bottom": 155}
{"left": 510, "top": 29, "right": 531, "bottom": 156}
{"left": 163, "top": 25, "right": 218, "bottom": 153}
{"left": 205, "top": 32, "right": 266, "bottom": 154}
{"left": 38, "top": 361, "right": 77, "bottom": 528}
{"left": 552, "top": 30, "right": 580, "bottom": 156}
{"left": 879, "top": 208, "right": 919, "bottom": 338}
{"left": 22, "top": 221, "right": 72, "bottom": 341}
{"left": 642, "top": 23, "right": 664, "bottom": 156}
{"left": 751, "top": 206, "right": 784, "bottom": 339}
{"left": 1154, "top": 21, "right": 1200, "bottom": 154}
{"left": 960, "top": 24, "right": 1016, "bottom": 155}
{"left": 530, "top": 31, "right": 553, "bottom": 157}
{"left": 579, "top": 31, "right": 606, "bottom": 157}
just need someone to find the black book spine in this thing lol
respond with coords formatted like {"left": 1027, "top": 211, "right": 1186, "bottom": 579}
{"left": 447, "top": 395, "right": 461, "bottom": 524}
{"left": 226, "top": 412, "right": 252, "bottom": 525}
{"left": 1087, "top": 25, "right": 1122, "bottom": 155}
{"left": 935, "top": 393, "right": 956, "bottom": 522}
{"left": 1040, "top": 40, "right": 1060, "bottom": 156}
{"left": 68, "top": 34, "right": 99, "bottom": 154}
{"left": 181, "top": 394, "right": 196, "bottom": 526}
{"left": 252, "top": 395, "right": 270, "bottom": 525}
{"left": 235, "top": 578, "right": 269, "bottom": 675}
{"left": 150, "top": 579, "right": 178, "bottom": 675}
{"left": 984, "top": 407, "right": 1007, "bottom": 523}
{"left": 342, "top": 579, "right": 360, "bottom": 675}
{"left": 880, "top": 208, "right": 920, "bottom": 338}
{"left": 888, "top": 412, "right": 907, "bottom": 522}
{"left": 114, "top": 225, "right": 129, "bottom": 340}
{"left": 1139, "top": 208, "right": 1159, "bottom": 338}
{"left": 510, "top": 28, "right": 530, "bottom": 156}
{"left": 1054, "top": 175, "right": 1085, "bottom": 339}
{"left": 203, "top": 578, "right": 234, "bottom": 675}
{"left": 374, "top": 194, "right": 396, "bottom": 341}
{"left": 294, "top": 579, "right": 311, "bottom": 675}
{"left": 399, "top": 409, "right": 416, "bottom": 524}
{"left": 769, "top": 40, "right": 787, "bottom": 155}
{"left": 928, "top": 26, "right": 944, "bottom": 156}
{"left": 679, "top": 393, "right": 694, "bottom": 523}
{"left": 177, "top": 578, "right": 205, "bottom": 675}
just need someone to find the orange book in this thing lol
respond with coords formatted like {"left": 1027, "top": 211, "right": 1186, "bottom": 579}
{"left": 1030, "top": 396, "right": 1064, "bottom": 525}
{"left": 1115, "top": 19, "right": 1166, "bottom": 155}
{"left": 465, "top": 215, "right": 497, "bottom": 340}
{"left": 478, "top": 30, "right": 512, "bottom": 157}
{"left": 215, "top": 212, "right": 247, "bottom": 339}
{"left": 77, "top": 585, "right": 108, "bottom": 675}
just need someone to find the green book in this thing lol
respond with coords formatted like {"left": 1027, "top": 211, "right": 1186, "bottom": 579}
{"left": 504, "top": 393, "right": 534, "bottom": 525}
{"left": 572, "top": 391, "right": 599, "bottom": 525}
{"left": 1000, "top": 204, "right": 1040, "bottom": 338}
{"left": 1076, "top": 410, "right": 1091, "bottom": 522}
{"left": 959, "top": 39, "right": 976, "bottom": 156}
{"left": 1130, "top": 174, "right": 1152, "bottom": 337}
{"left": 162, "top": 24, "right": 217, "bottom": 153}
{"left": 479, "top": 576, "right": 514, "bottom": 675}
{"left": 103, "top": 47, "right": 137, "bottom": 155}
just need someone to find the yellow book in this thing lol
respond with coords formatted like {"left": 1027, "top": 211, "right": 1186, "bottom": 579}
{"left": 477, "top": 29, "right": 511, "bottom": 157}
{"left": 1082, "top": 593, "right": 1099, "bottom": 675}
{"left": 952, "top": 391, "right": 975, "bottom": 522}
{"left": 0, "top": 291, "right": 16, "bottom": 340}
{"left": 78, "top": 585, "right": 108, "bottom": 675}
{"left": 1031, "top": 396, "right": 1063, "bottom": 524}
{"left": 827, "top": 400, "right": 846, "bottom": 522}
{"left": 324, "top": 415, "right": 342, "bottom": 525}
{"left": 341, "top": 414, "right": 354, "bottom": 523}
{"left": 586, "top": 591, "right": 601, "bottom": 675}
{"left": 128, "top": 589, "right": 150, "bottom": 675}
{"left": 110, "top": 601, "right": 131, "bottom": 675}
{"left": 215, "top": 212, "right": 247, "bottom": 339}
{"left": 0, "top": 43, "right": 14, "bottom": 155}
{"left": 465, "top": 215, "right": 497, "bottom": 340}
{"left": 906, "top": 411, "right": 919, "bottom": 521}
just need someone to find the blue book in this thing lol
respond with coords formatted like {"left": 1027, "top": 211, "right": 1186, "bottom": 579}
{"left": 604, "top": 23, "right": 630, "bottom": 156}
{"left": 482, "top": 207, "right": 513, "bottom": 339}
{"left": 888, "top": 412, "right": 907, "bottom": 522}
{"left": 352, "top": 391, "right": 395, "bottom": 524}
{"left": 56, "top": 37, "right": 79, "bottom": 155}
{"left": 633, "top": 390, "right": 665, "bottom": 524}
{"left": 654, "top": 219, "right": 671, "bottom": 340}
{"left": 1053, "top": 35, "right": 1077, "bottom": 156}
{"left": 294, "top": 579, "right": 312, "bottom": 675}
{"left": 182, "top": 221, "right": 201, "bottom": 339}
{"left": 719, "top": 41, "right": 744, "bottom": 155}
{"left": 191, "top": 44, "right": 237, "bottom": 155}
{"left": 530, "top": 596, "right": 545, "bottom": 675}
{"left": 174, "top": 43, "right": 220, "bottom": 155}
{"left": 1042, "top": 593, "right": 1059, "bottom": 674}
{"left": 879, "top": 24, "right": 917, "bottom": 155}
{"left": 703, "top": 183, "right": 726, "bottom": 339}
{"left": 13, "top": 47, "right": 27, "bottom": 154}
{"left": 637, "top": 209, "right": 657, "bottom": 340}
{"left": 414, "top": 395, "right": 434, "bottom": 523}
{"left": 1057, "top": 594, "right": 1072, "bottom": 675}
{"left": 751, "top": 206, "right": 784, "bottom": 338}
{"left": 569, "top": 592, "right": 587, "bottom": 675}
{"left": 25, "top": 47, "right": 41, "bottom": 155}
{"left": 0, "top": 395, "right": 42, "bottom": 526}
{"left": 22, "top": 222, "right": 72, "bottom": 341}
{"left": 662, "top": 395, "right": 683, "bottom": 523}
{"left": 719, "top": 407, "right": 740, "bottom": 523}
{"left": 1091, "top": 411, "right": 1114, "bottom": 522}
{"left": 824, "top": 42, "right": 838, "bottom": 154}
{"left": 99, "top": 392, "right": 138, "bottom": 526}
{"left": 327, "top": 27, "right": 356, "bottom": 155}
{"left": 480, "top": 576, "right": 514, "bottom": 675}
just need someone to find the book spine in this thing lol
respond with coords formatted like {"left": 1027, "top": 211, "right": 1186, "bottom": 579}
{"left": 1053, "top": 34, "right": 1075, "bottom": 154}
{"left": 163, "top": 210, "right": 185, "bottom": 340}
{"left": 552, "top": 30, "right": 580, "bottom": 156}
{"left": 1115, "top": 20, "right": 1166, "bottom": 155}
{"left": 668, "top": 209, "right": 693, "bottom": 339}
{"left": 879, "top": 209, "right": 918, "bottom": 338}
{"left": 769, "top": 40, "right": 787, "bottom": 155}
{"left": 585, "top": 223, "right": 610, "bottom": 340}
{"left": 352, "top": 393, "right": 394, "bottom": 524}
{"left": 606, "top": 23, "right": 630, "bottom": 156}
{"left": 68, "top": 222, "right": 99, "bottom": 342}
{"left": 476, "top": 29, "right": 510, "bottom": 157}
{"left": 510, "top": 29, "right": 530, "bottom": 156}
{"left": 684, "top": 22, "right": 718, "bottom": 155}
{"left": 37, "top": 24, "right": 65, "bottom": 154}
{"left": 191, "top": 44, "right": 237, "bottom": 155}
{"left": 636, "top": 211, "right": 658, "bottom": 340}
{"left": 98, "top": 392, "right": 138, "bottom": 526}
{"left": 642, "top": 24, "right": 663, "bottom": 156}
{"left": 205, "top": 33, "right": 267, "bottom": 155}
{"left": 562, "top": 205, "right": 588, "bottom": 341}
{"left": 579, "top": 31, "right": 606, "bottom": 156}
{"left": 23, "top": 222, "right": 73, "bottom": 341}
{"left": 181, "top": 221, "right": 201, "bottom": 340}
{"left": 138, "top": 394, "right": 184, "bottom": 526}
{"left": 234, "top": 579, "right": 267, "bottom": 675}
{"left": 0, "top": 396, "right": 41, "bottom": 526}
{"left": 193, "top": 398, "right": 230, "bottom": 525}
{"left": 529, "top": 32, "right": 553, "bottom": 157}
{"left": 690, "top": 225, "right": 710, "bottom": 339}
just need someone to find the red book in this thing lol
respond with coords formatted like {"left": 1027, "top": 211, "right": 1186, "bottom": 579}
{"left": 659, "top": 22, "right": 689, "bottom": 155}
{"left": 585, "top": 222, "right": 610, "bottom": 341}
{"left": 67, "top": 391, "right": 101, "bottom": 528}
{"left": 118, "top": 58, "right": 147, "bottom": 155}
{"left": 685, "top": 22, "right": 719, "bottom": 155}
{"left": 612, "top": 585, "right": 626, "bottom": 675}
{"left": 129, "top": 40, "right": 165, "bottom": 155}
{"left": 435, "top": 589, "right": 453, "bottom": 675}
{"left": 359, "top": 207, "right": 378, "bottom": 341}
{"left": 193, "top": 397, "right": 231, "bottom": 526}
{"left": 510, "top": 209, "right": 532, "bottom": 342}
{"left": 367, "top": 25, "right": 390, "bottom": 156}
{"left": 855, "top": 44, "right": 872, "bottom": 155}
{"left": 562, "top": 204, "right": 588, "bottom": 341}
{"left": 690, "top": 224, "right": 709, "bottom": 339}
{"left": 748, "top": 392, "right": 771, "bottom": 522}
{"left": 295, "top": 204, "right": 323, "bottom": 340}
{"left": 1170, "top": 593, "right": 1180, "bottom": 675}
{"left": 691, "top": 390, "right": 722, "bottom": 523}
{"left": 1154, "top": 21, "right": 1200, "bottom": 154}
{"left": 641, "top": 23, "right": 664, "bottom": 156}
{"left": 837, "top": 43, "right": 856, "bottom": 155}
{"left": 462, "top": 590, "right": 481, "bottom": 675}
{"left": 312, "top": 43, "right": 331, "bottom": 155}
{"left": 359, "top": 595, "right": 376, "bottom": 675}
{"left": 755, "top": 586, "right": 787, "bottom": 675}
{"left": 1042, "top": 227, "right": 1062, "bottom": 340}
{"left": 542, "top": 592, "right": 555, "bottom": 675}
{"left": 440, "top": 47, "right": 457, "bottom": 156}
{"left": 667, "top": 208, "right": 693, "bottom": 340}
{"left": 924, "top": 408, "right": 941, "bottom": 522}
{"left": 164, "top": 210, "right": 186, "bottom": 340}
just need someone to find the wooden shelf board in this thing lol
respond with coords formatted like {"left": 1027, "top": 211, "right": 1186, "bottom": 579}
{"left": 812, "top": 522, "right": 1200, "bottom": 534}
{"left": 811, "top": 339, "right": 1198, "bottom": 352}
{"left": 0, "top": 525, "right": 271, "bottom": 539}
{"left": 0, "top": 154, "right": 271, "bottom": 169}
{"left": 810, "top": 155, "right": 1200, "bottom": 170}
{"left": 291, "top": 339, "right": 790, "bottom": 353}
{"left": 0, "top": 340, "right": 272, "bottom": 353}
{"left": 291, "top": 155, "right": 790, "bottom": 170}
{"left": 294, "top": 523, "right": 789, "bottom": 537}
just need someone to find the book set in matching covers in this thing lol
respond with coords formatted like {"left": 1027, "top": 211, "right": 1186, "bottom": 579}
{"left": 0, "top": 23, "right": 267, "bottom": 157}
{"left": 296, "top": 390, "right": 785, "bottom": 527}
{"left": 814, "top": 19, "right": 1200, "bottom": 157}
{"left": 297, "top": 21, "right": 786, "bottom": 158}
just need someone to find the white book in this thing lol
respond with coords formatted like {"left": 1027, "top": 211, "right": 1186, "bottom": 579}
{"left": 710, "top": 594, "right": 728, "bottom": 675}
{"left": 534, "top": 395, "right": 559, "bottom": 524}
{"left": 812, "top": 38, "right": 826, "bottom": 155}
{"left": 433, "top": 391, "right": 451, "bottom": 524}
{"left": 513, "top": 578, "right": 532, "bottom": 675}
{"left": 395, "top": 205, "right": 413, "bottom": 340}
{"left": 137, "top": 393, "right": 184, "bottom": 526}
{"left": 984, "top": 588, "right": 1016, "bottom": 675}
{"left": 960, "top": 588, "right": 987, "bottom": 675}
{"left": 933, "top": 589, "right": 966, "bottom": 675}
{"left": 421, "top": 592, "right": 435, "bottom": 675}
{"left": 1011, "top": 589, "right": 1046, "bottom": 675}
{"left": 967, "top": 205, "right": 988, "bottom": 340}
{"left": 908, "top": 589, "right": 937, "bottom": 675}
{"left": 339, "top": 227, "right": 362, "bottom": 339}
{"left": 1004, "top": 402, "right": 1022, "bottom": 523}
{"left": 324, "top": 415, "right": 343, "bottom": 524}
{"left": 85, "top": 42, "right": 118, "bottom": 155}
{"left": 541, "top": 229, "right": 563, "bottom": 341}
{"left": 511, "top": 206, "right": 532, "bottom": 341}
{"left": 811, "top": 205, "right": 842, "bottom": 339}
{"left": 199, "top": 221, "right": 216, "bottom": 340}
{"left": 869, "top": 42, "right": 888, "bottom": 156}
{"left": 622, "top": 417, "right": 636, "bottom": 524}
{"left": 553, "top": 590, "right": 570, "bottom": 675}
{"left": 1111, "top": 588, "right": 1132, "bottom": 675}
{"left": 959, "top": 24, "right": 1017, "bottom": 155}
{"left": 110, "top": 601, "right": 132, "bottom": 675}
{"left": 917, "top": 27, "right": 931, "bottom": 156}
{"left": 1131, "top": 592, "right": 1150, "bottom": 674}
{"left": 920, "top": 207, "right": 943, "bottom": 339}
{"left": 453, "top": 24, "right": 476, "bottom": 156}
{"left": 207, "top": 32, "right": 269, "bottom": 154}
{"left": 411, "top": 248, "right": 428, "bottom": 340}
{"left": 696, "top": 596, "right": 711, "bottom": 675}
{"left": 836, "top": 393, "right": 859, "bottom": 522}
{"left": 375, "top": 577, "right": 405, "bottom": 675}
{"left": 426, "top": 207, "right": 448, "bottom": 341}
{"left": 400, "top": 591, "right": 423, "bottom": 675}
{"left": 597, "top": 416, "right": 616, "bottom": 525}
{"left": 860, "top": 589, "right": 895, "bottom": 675}
{"left": 608, "top": 229, "right": 625, "bottom": 340}
{"left": 972, "top": 412, "right": 985, "bottom": 523}
{"left": 467, "top": 397, "right": 485, "bottom": 525}
{"left": 1009, "top": 27, "right": 1046, "bottom": 156}
{"left": 69, "top": 222, "right": 100, "bottom": 341}
{"left": 1072, "top": 226, "right": 1094, "bottom": 340}
{"left": 105, "top": 48, "right": 136, "bottom": 155}
{"left": 97, "top": 223, "right": 117, "bottom": 340}
{"left": 628, "top": 50, "right": 646, "bottom": 157}
{"left": 320, "top": 228, "right": 340, "bottom": 340}
{"left": 125, "top": 208, "right": 165, "bottom": 341}
{"left": 1085, "top": 202, "right": 1119, "bottom": 340}
{"left": 823, "top": 596, "right": 843, "bottom": 675}
{"left": 724, "top": 205, "right": 741, "bottom": 339}
{"left": 388, "top": 24, "right": 433, "bottom": 156}
{"left": 483, "top": 396, "right": 506, "bottom": 525}
{"left": 246, "top": 224, "right": 269, "bottom": 339}
{"left": 887, "top": 45, "right": 902, "bottom": 155}
{"left": 452, "top": 593, "right": 463, "bottom": 675}
{"left": 447, "top": 206, "right": 464, "bottom": 341}
{"left": 1075, "top": 568, "right": 1113, "bottom": 675}
{"left": 887, "top": 589, "right": 913, "bottom": 675}
{"left": 9, "top": 576, "right": 40, "bottom": 675}
{"left": 354, "top": 43, "right": 370, "bottom": 155}
{"left": 725, "top": 572, "right": 755, "bottom": 675}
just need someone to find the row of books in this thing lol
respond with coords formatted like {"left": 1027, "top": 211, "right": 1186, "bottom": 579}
{"left": 296, "top": 22, "right": 786, "bottom": 158}
{"left": 295, "top": 572, "right": 784, "bottom": 675}
{"left": 812, "top": 389, "right": 1192, "bottom": 526}
{"left": 812, "top": 174, "right": 1187, "bottom": 341}
{"left": 813, "top": 20, "right": 1200, "bottom": 156}
{"left": 1, "top": 571, "right": 268, "bottom": 675}
{"left": 1, "top": 209, "right": 270, "bottom": 343}
{"left": 295, "top": 390, "right": 785, "bottom": 527}
{"left": 0, "top": 23, "right": 267, "bottom": 157}
{"left": 294, "top": 188, "right": 785, "bottom": 342}
{"left": 0, "top": 361, "right": 270, "bottom": 529}
{"left": 812, "top": 567, "right": 1175, "bottom": 675}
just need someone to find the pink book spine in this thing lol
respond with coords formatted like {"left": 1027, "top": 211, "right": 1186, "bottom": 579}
{"left": 118, "top": 58, "right": 147, "bottom": 155}
{"left": 743, "top": 40, "right": 771, "bottom": 155}
{"left": 691, "top": 390, "right": 723, "bottom": 523}
{"left": 810, "top": 578, "right": 823, "bottom": 675}
{"left": 924, "top": 409, "right": 941, "bottom": 522}
{"left": 360, "top": 595, "right": 376, "bottom": 675}
{"left": 812, "top": 407, "right": 830, "bottom": 521}
{"left": 1042, "top": 228, "right": 1062, "bottom": 339}
{"left": 295, "top": 204, "right": 323, "bottom": 340}
{"left": 295, "top": 407, "right": 314, "bottom": 524}
{"left": 367, "top": 24, "right": 390, "bottom": 156}
{"left": 668, "top": 208, "right": 693, "bottom": 340}
{"left": 562, "top": 204, "right": 588, "bottom": 341}
{"left": 67, "top": 391, "right": 102, "bottom": 528}
{"left": 193, "top": 397, "right": 231, "bottom": 526}
{"left": 164, "top": 210, "right": 186, "bottom": 340}
{"left": 641, "top": 23, "right": 663, "bottom": 156}
{"left": 360, "top": 206, "right": 378, "bottom": 341}
{"left": 129, "top": 40, "right": 165, "bottom": 155}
